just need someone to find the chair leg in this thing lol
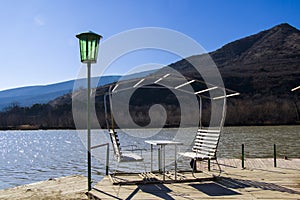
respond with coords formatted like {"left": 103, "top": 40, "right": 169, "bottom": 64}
{"left": 203, "top": 159, "right": 221, "bottom": 177}
{"left": 143, "top": 160, "right": 147, "bottom": 172}
{"left": 192, "top": 159, "right": 210, "bottom": 179}
{"left": 190, "top": 159, "right": 196, "bottom": 178}
{"left": 215, "top": 158, "right": 222, "bottom": 177}
{"left": 111, "top": 160, "right": 120, "bottom": 177}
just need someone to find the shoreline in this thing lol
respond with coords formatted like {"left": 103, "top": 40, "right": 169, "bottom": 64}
{"left": 0, "top": 123, "right": 299, "bottom": 131}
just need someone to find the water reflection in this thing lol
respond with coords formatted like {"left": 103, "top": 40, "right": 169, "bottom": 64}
{"left": 0, "top": 126, "right": 299, "bottom": 189}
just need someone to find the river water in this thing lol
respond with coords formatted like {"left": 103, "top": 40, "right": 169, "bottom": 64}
{"left": 0, "top": 126, "right": 299, "bottom": 189}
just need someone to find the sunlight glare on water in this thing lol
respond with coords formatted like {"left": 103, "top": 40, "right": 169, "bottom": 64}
{"left": 0, "top": 126, "right": 299, "bottom": 189}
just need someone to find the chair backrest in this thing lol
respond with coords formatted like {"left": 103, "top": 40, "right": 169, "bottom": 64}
{"left": 192, "top": 129, "right": 221, "bottom": 159}
{"left": 109, "top": 129, "right": 122, "bottom": 158}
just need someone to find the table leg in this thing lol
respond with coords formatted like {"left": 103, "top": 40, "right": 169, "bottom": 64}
{"left": 150, "top": 144, "right": 153, "bottom": 172}
{"left": 163, "top": 145, "right": 165, "bottom": 181}
{"left": 158, "top": 147, "right": 161, "bottom": 173}
{"left": 175, "top": 144, "right": 177, "bottom": 181}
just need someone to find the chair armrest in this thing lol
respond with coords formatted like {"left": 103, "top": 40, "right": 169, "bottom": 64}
{"left": 122, "top": 144, "right": 138, "bottom": 151}
{"left": 122, "top": 145, "right": 147, "bottom": 156}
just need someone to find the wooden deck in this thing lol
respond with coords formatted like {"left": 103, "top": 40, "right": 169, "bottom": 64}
{"left": 0, "top": 175, "right": 88, "bottom": 200}
{"left": 89, "top": 158, "right": 300, "bottom": 199}
{"left": 0, "top": 158, "right": 299, "bottom": 199}
{"left": 218, "top": 158, "right": 300, "bottom": 170}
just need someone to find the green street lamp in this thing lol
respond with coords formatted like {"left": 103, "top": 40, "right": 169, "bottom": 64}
{"left": 76, "top": 31, "right": 102, "bottom": 191}
{"left": 76, "top": 31, "right": 102, "bottom": 63}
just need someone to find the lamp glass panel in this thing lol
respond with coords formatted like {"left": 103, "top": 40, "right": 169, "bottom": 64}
{"left": 88, "top": 40, "right": 93, "bottom": 60}
{"left": 95, "top": 41, "right": 99, "bottom": 61}
{"left": 79, "top": 39, "right": 87, "bottom": 62}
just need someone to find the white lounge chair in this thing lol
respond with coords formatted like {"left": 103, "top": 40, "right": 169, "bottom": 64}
{"left": 108, "top": 129, "right": 144, "bottom": 163}
{"left": 179, "top": 128, "right": 222, "bottom": 177}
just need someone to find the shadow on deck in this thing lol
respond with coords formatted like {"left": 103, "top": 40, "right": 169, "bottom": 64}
{"left": 88, "top": 159, "right": 300, "bottom": 199}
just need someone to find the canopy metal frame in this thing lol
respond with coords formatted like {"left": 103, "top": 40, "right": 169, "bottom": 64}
{"left": 104, "top": 72, "right": 239, "bottom": 131}
{"left": 102, "top": 72, "right": 239, "bottom": 175}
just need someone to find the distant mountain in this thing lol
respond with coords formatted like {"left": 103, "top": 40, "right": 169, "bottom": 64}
{"left": 163, "top": 23, "right": 300, "bottom": 125}
{"left": 0, "top": 76, "right": 121, "bottom": 110}
{"left": 0, "top": 68, "right": 158, "bottom": 111}
{"left": 0, "top": 23, "right": 299, "bottom": 129}
{"left": 213, "top": 23, "right": 300, "bottom": 95}
{"left": 62, "top": 23, "right": 300, "bottom": 126}
{"left": 166, "top": 23, "right": 300, "bottom": 95}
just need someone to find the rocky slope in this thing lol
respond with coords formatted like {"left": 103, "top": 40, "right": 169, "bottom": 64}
{"left": 160, "top": 23, "right": 300, "bottom": 125}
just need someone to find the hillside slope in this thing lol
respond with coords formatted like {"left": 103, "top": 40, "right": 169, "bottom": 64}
{"left": 154, "top": 23, "right": 299, "bottom": 125}
{"left": 0, "top": 23, "right": 299, "bottom": 129}
{"left": 215, "top": 23, "right": 300, "bottom": 95}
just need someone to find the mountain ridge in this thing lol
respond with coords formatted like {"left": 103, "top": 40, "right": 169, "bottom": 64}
{"left": 0, "top": 76, "right": 121, "bottom": 110}
{"left": 0, "top": 69, "right": 158, "bottom": 110}
{"left": 213, "top": 23, "right": 300, "bottom": 95}
{"left": 0, "top": 23, "right": 299, "bottom": 128}
{"left": 211, "top": 23, "right": 300, "bottom": 67}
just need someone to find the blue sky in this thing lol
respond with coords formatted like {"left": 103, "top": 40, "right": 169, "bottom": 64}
{"left": 0, "top": 0, "right": 299, "bottom": 91}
